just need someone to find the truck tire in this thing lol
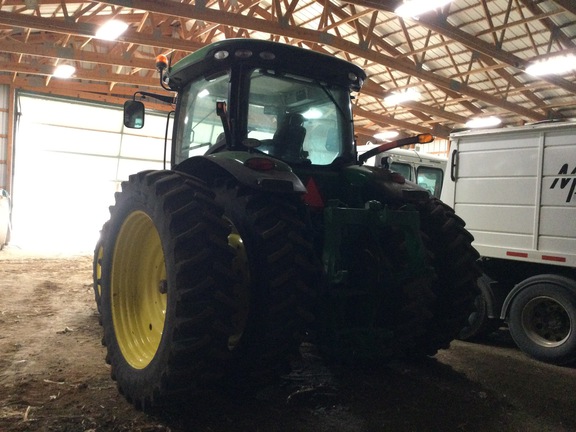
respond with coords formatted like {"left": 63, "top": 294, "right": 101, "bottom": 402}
{"left": 415, "top": 197, "right": 480, "bottom": 354}
{"left": 458, "top": 274, "right": 501, "bottom": 341}
{"left": 99, "top": 170, "right": 241, "bottom": 411}
{"left": 508, "top": 275, "right": 576, "bottom": 365}
{"left": 211, "top": 179, "right": 317, "bottom": 379}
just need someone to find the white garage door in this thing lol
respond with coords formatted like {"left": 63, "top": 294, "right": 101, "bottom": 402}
{"left": 12, "top": 94, "right": 170, "bottom": 253}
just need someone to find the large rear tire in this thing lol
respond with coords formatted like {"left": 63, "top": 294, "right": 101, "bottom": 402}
{"left": 415, "top": 197, "right": 480, "bottom": 355}
{"left": 100, "top": 170, "right": 239, "bottom": 411}
{"left": 210, "top": 179, "right": 318, "bottom": 379}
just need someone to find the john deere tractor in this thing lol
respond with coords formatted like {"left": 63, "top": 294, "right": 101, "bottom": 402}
{"left": 94, "top": 39, "right": 479, "bottom": 411}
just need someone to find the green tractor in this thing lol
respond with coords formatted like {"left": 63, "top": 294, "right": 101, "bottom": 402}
{"left": 94, "top": 39, "right": 479, "bottom": 411}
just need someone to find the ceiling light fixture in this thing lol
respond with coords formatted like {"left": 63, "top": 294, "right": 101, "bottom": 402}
{"left": 52, "top": 64, "right": 76, "bottom": 79}
{"left": 303, "top": 108, "right": 322, "bottom": 119}
{"left": 395, "top": 0, "right": 453, "bottom": 19}
{"left": 95, "top": 19, "right": 129, "bottom": 41}
{"left": 465, "top": 116, "right": 502, "bottom": 129}
{"left": 373, "top": 131, "right": 399, "bottom": 141}
{"left": 384, "top": 89, "right": 420, "bottom": 105}
{"left": 525, "top": 54, "right": 576, "bottom": 76}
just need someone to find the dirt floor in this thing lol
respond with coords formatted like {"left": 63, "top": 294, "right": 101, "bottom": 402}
{"left": 1, "top": 246, "right": 576, "bottom": 432}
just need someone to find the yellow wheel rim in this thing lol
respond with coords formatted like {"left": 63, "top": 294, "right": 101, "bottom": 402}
{"left": 111, "top": 211, "right": 167, "bottom": 369}
{"left": 227, "top": 223, "right": 251, "bottom": 351}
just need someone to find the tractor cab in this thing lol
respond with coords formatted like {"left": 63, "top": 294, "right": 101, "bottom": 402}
{"left": 161, "top": 39, "right": 365, "bottom": 168}
{"left": 124, "top": 39, "right": 432, "bottom": 202}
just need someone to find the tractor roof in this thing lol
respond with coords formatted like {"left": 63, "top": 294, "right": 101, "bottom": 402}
{"left": 166, "top": 38, "right": 366, "bottom": 92}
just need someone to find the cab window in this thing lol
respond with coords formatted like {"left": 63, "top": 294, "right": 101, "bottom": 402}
{"left": 175, "top": 73, "right": 229, "bottom": 163}
{"left": 390, "top": 162, "right": 412, "bottom": 181}
{"left": 247, "top": 69, "right": 348, "bottom": 165}
{"left": 417, "top": 166, "right": 444, "bottom": 198}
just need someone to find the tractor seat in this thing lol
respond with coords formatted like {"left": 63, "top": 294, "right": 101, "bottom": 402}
{"left": 273, "top": 113, "right": 308, "bottom": 162}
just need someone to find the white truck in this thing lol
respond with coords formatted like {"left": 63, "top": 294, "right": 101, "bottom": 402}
{"left": 441, "top": 121, "right": 576, "bottom": 365}
{"left": 360, "top": 145, "right": 447, "bottom": 198}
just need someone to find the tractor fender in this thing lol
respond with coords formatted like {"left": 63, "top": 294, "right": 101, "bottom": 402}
{"left": 476, "top": 273, "right": 503, "bottom": 319}
{"left": 499, "top": 274, "right": 576, "bottom": 320}
{"left": 175, "top": 153, "right": 306, "bottom": 194}
{"left": 345, "top": 165, "right": 430, "bottom": 202}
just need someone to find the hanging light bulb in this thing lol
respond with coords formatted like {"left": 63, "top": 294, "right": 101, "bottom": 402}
{"left": 95, "top": 19, "right": 129, "bottom": 41}
{"left": 465, "top": 116, "right": 502, "bottom": 129}
{"left": 52, "top": 64, "right": 76, "bottom": 79}
{"left": 373, "top": 131, "right": 400, "bottom": 141}
{"left": 395, "top": 0, "right": 454, "bottom": 19}
{"left": 384, "top": 89, "right": 420, "bottom": 105}
{"left": 526, "top": 54, "right": 576, "bottom": 76}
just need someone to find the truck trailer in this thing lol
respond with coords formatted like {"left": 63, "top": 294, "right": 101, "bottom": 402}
{"left": 442, "top": 121, "right": 576, "bottom": 365}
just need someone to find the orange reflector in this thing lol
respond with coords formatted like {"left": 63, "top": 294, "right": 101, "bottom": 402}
{"left": 155, "top": 54, "right": 168, "bottom": 71}
{"left": 418, "top": 133, "right": 434, "bottom": 144}
{"left": 244, "top": 157, "right": 275, "bottom": 171}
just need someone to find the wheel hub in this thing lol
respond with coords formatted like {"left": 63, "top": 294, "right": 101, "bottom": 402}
{"left": 111, "top": 210, "right": 167, "bottom": 369}
{"left": 522, "top": 296, "right": 571, "bottom": 347}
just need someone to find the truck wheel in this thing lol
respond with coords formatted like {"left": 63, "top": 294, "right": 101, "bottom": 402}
{"left": 508, "top": 275, "right": 576, "bottom": 365}
{"left": 416, "top": 198, "right": 480, "bottom": 354}
{"left": 99, "top": 170, "right": 239, "bottom": 411}
{"left": 459, "top": 274, "right": 501, "bottom": 341}
{"left": 211, "top": 180, "right": 317, "bottom": 379}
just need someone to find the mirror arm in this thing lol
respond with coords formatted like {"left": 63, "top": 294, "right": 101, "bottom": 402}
{"left": 133, "top": 91, "right": 175, "bottom": 105}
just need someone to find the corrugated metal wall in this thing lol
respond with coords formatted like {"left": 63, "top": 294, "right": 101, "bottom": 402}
{"left": 11, "top": 93, "right": 168, "bottom": 252}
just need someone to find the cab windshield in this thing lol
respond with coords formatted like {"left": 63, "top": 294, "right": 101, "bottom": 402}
{"left": 174, "top": 68, "right": 352, "bottom": 166}
{"left": 246, "top": 69, "right": 350, "bottom": 165}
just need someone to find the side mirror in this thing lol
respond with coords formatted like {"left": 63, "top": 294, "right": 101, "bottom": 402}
{"left": 124, "top": 100, "right": 145, "bottom": 129}
{"left": 381, "top": 156, "right": 390, "bottom": 169}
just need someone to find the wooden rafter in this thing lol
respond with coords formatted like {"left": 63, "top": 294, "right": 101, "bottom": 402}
{"left": 0, "top": 0, "right": 573, "bottom": 139}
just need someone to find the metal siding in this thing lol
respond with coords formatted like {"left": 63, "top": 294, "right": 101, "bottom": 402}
{"left": 450, "top": 123, "right": 576, "bottom": 267}
{"left": 11, "top": 94, "right": 167, "bottom": 251}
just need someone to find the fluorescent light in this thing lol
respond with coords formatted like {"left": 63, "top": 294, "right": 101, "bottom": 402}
{"left": 465, "top": 116, "right": 502, "bottom": 129}
{"left": 95, "top": 19, "right": 128, "bottom": 41}
{"left": 52, "top": 64, "right": 76, "bottom": 79}
{"left": 197, "top": 89, "right": 210, "bottom": 98}
{"left": 526, "top": 54, "right": 576, "bottom": 76}
{"left": 395, "top": 0, "right": 453, "bottom": 19}
{"left": 384, "top": 89, "right": 420, "bottom": 105}
{"left": 373, "top": 131, "right": 399, "bottom": 141}
{"left": 303, "top": 108, "right": 322, "bottom": 119}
